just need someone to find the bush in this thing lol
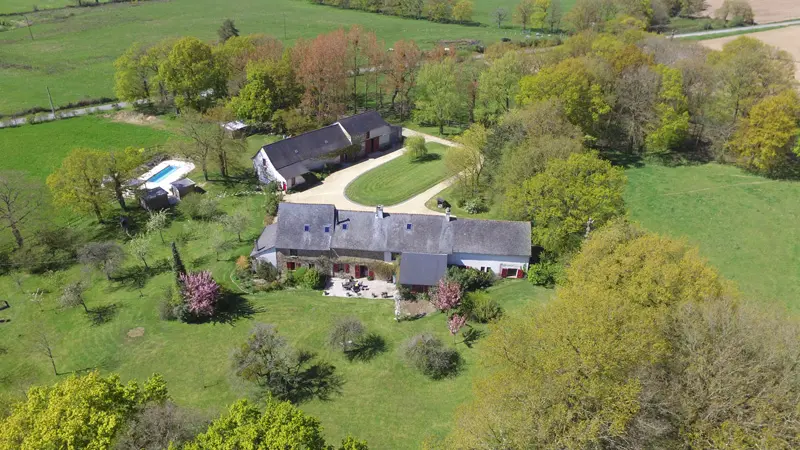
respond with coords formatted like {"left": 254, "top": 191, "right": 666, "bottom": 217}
{"left": 179, "top": 271, "right": 221, "bottom": 319}
{"left": 286, "top": 266, "right": 307, "bottom": 286}
{"left": 254, "top": 261, "right": 279, "bottom": 282}
{"left": 406, "top": 136, "right": 428, "bottom": 162}
{"left": 403, "top": 333, "right": 461, "bottom": 379}
{"left": 463, "top": 197, "right": 487, "bottom": 214}
{"left": 179, "top": 194, "right": 220, "bottom": 221}
{"left": 264, "top": 190, "right": 280, "bottom": 217}
{"left": 445, "top": 266, "right": 494, "bottom": 293}
{"left": 463, "top": 292, "right": 503, "bottom": 323}
{"left": 235, "top": 256, "right": 251, "bottom": 278}
{"left": 302, "top": 268, "right": 324, "bottom": 290}
{"left": 397, "top": 284, "right": 415, "bottom": 300}
{"left": 369, "top": 262, "right": 395, "bottom": 281}
{"left": 11, "top": 226, "right": 77, "bottom": 274}
{"left": 527, "top": 260, "right": 563, "bottom": 288}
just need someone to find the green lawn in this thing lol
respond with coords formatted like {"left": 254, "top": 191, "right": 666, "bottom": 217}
{"left": 424, "top": 183, "right": 504, "bottom": 219}
{"left": 0, "top": 0, "right": 546, "bottom": 115}
{"left": 626, "top": 163, "right": 800, "bottom": 309}
{"left": 345, "top": 143, "right": 450, "bottom": 206}
{"left": 0, "top": 115, "right": 172, "bottom": 179}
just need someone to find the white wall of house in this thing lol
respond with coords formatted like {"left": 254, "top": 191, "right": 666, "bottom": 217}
{"left": 383, "top": 251, "right": 392, "bottom": 262}
{"left": 253, "top": 150, "right": 286, "bottom": 185}
{"left": 447, "top": 253, "right": 529, "bottom": 275}
{"left": 254, "top": 248, "right": 278, "bottom": 267}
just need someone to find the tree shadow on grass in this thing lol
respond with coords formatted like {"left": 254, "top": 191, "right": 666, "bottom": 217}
{"left": 411, "top": 153, "right": 442, "bottom": 163}
{"left": 287, "top": 352, "right": 345, "bottom": 404}
{"left": 344, "top": 333, "right": 387, "bottom": 362}
{"left": 461, "top": 327, "right": 485, "bottom": 349}
{"left": 211, "top": 292, "right": 264, "bottom": 325}
{"left": 87, "top": 303, "right": 120, "bottom": 326}
{"left": 111, "top": 258, "right": 171, "bottom": 291}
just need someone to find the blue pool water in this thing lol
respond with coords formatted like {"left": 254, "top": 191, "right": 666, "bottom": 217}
{"left": 148, "top": 165, "right": 178, "bottom": 183}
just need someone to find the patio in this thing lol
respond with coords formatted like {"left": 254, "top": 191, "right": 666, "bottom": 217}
{"left": 324, "top": 277, "right": 397, "bottom": 299}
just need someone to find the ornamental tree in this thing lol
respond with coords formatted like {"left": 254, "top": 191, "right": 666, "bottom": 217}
{"left": 448, "top": 314, "right": 468, "bottom": 338}
{"left": 179, "top": 271, "right": 221, "bottom": 318}
{"left": 432, "top": 279, "right": 462, "bottom": 312}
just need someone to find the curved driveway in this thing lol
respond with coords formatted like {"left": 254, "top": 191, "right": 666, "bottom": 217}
{"left": 284, "top": 129, "right": 457, "bottom": 215}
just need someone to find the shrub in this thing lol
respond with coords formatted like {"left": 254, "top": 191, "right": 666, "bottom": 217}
{"left": 403, "top": 333, "right": 461, "bottom": 379}
{"left": 235, "top": 256, "right": 251, "bottom": 278}
{"left": 406, "top": 136, "right": 428, "bottom": 162}
{"left": 286, "top": 266, "right": 308, "bottom": 286}
{"left": 179, "top": 271, "right": 221, "bottom": 319}
{"left": 254, "top": 261, "right": 279, "bottom": 282}
{"left": 445, "top": 266, "right": 494, "bottom": 292}
{"left": 369, "top": 262, "right": 395, "bottom": 281}
{"left": 302, "top": 268, "right": 324, "bottom": 290}
{"left": 328, "top": 317, "right": 365, "bottom": 352}
{"left": 264, "top": 191, "right": 280, "bottom": 217}
{"left": 463, "top": 197, "right": 487, "bottom": 214}
{"left": 179, "top": 194, "right": 220, "bottom": 220}
{"left": 397, "top": 284, "right": 415, "bottom": 300}
{"left": 464, "top": 292, "right": 503, "bottom": 323}
{"left": 527, "top": 260, "right": 563, "bottom": 288}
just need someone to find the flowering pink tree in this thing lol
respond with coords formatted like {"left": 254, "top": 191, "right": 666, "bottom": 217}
{"left": 180, "top": 271, "right": 221, "bottom": 317}
{"left": 448, "top": 314, "right": 468, "bottom": 342}
{"left": 432, "top": 279, "right": 462, "bottom": 311}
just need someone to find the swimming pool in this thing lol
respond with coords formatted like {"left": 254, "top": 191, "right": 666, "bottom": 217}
{"left": 148, "top": 165, "right": 178, "bottom": 183}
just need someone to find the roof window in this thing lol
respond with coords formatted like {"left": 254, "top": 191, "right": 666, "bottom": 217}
{"left": 324, "top": 226, "right": 330, "bottom": 233}
{"left": 342, "top": 223, "right": 349, "bottom": 230}
{"left": 406, "top": 223, "right": 412, "bottom": 230}
{"left": 304, "top": 224, "right": 310, "bottom": 232}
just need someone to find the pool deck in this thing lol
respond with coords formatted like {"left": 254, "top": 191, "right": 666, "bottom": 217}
{"left": 139, "top": 160, "right": 195, "bottom": 192}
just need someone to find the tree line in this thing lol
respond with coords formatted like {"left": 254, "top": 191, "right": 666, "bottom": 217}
{"left": 308, "top": 0, "right": 477, "bottom": 24}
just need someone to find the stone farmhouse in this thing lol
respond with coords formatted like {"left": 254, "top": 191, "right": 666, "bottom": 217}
{"left": 252, "top": 111, "right": 403, "bottom": 191}
{"left": 251, "top": 203, "right": 532, "bottom": 290}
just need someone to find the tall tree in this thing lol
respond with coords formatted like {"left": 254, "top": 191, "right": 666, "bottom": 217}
{"left": 477, "top": 51, "right": 524, "bottom": 123}
{"left": 175, "top": 111, "right": 244, "bottom": 179}
{"left": 128, "top": 233, "right": 152, "bottom": 270}
{"left": 47, "top": 148, "right": 110, "bottom": 222}
{"left": 492, "top": 7, "right": 509, "bottom": 27}
{"left": 217, "top": 34, "right": 284, "bottom": 95}
{"left": 104, "top": 147, "right": 147, "bottom": 210}
{"left": 217, "top": 18, "right": 239, "bottom": 43}
{"left": 504, "top": 152, "right": 626, "bottom": 254}
{"left": 346, "top": 26, "right": 379, "bottom": 114}
{"left": 159, "top": 37, "right": 227, "bottom": 111}
{"left": 384, "top": 40, "right": 422, "bottom": 120}
{"left": 451, "top": 0, "right": 473, "bottom": 22}
{"left": 515, "top": 0, "right": 535, "bottom": 31}
{"left": 228, "top": 56, "right": 302, "bottom": 124}
{"left": 447, "top": 124, "right": 489, "bottom": 196}
{"left": 413, "top": 58, "right": 462, "bottom": 134}
{"left": 78, "top": 241, "right": 126, "bottom": 280}
{"left": 293, "top": 29, "right": 349, "bottom": 123}
{"left": 728, "top": 90, "right": 800, "bottom": 174}
{"left": 545, "top": 0, "right": 562, "bottom": 30}
{"left": 0, "top": 372, "right": 168, "bottom": 450}
{"left": 0, "top": 171, "right": 43, "bottom": 249}
{"left": 114, "top": 43, "right": 153, "bottom": 103}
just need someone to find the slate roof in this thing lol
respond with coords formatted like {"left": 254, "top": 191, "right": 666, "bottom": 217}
{"left": 258, "top": 125, "right": 351, "bottom": 170}
{"left": 141, "top": 187, "right": 168, "bottom": 200}
{"left": 171, "top": 178, "right": 195, "bottom": 188}
{"left": 252, "top": 203, "right": 531, "bottom": 258}
{"left": 336, "top": 111, "right": 390, "bottom": 136}
{"left": 273, "top": 203, "right": 335, "bottom": 251}
{"left": 399, "top": 253, "right": 448, "bottom": 286}
{"left": 251, "top": 223, "right": 277, "bottom": 256}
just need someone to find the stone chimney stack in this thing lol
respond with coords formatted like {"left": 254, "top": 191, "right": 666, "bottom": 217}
{"left": 445, "top": 207, "right": 451, "bottom": 222}
{"left": 375, "top": 205, "right": 384, "bottom": 219}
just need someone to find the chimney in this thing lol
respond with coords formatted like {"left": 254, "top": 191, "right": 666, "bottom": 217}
{"left": 445, "top": 207, "right": 451, "bottom": 222}
{"left": 375, "top": 205, "right": 384, "bottom": 219}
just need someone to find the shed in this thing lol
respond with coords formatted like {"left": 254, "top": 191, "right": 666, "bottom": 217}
{"left": 170, "top": 178, "right": 196, "bottom": 200}
{"left": 222, "top": 121, "right": 249, "bottom": 138}
{"left": 140, "top": 187, "right": 170, "bottom": 211}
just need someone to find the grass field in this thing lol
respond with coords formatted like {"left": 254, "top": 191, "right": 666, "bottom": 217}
{"left": 345, "top": 142, "right": 449, "bottom": 206}
{"left": 626, "top": 163, "right": 800, "bottom": 308}
{"left": 424, "top": 184, "right": 503, "bottom": 219}
{"left": 0, "top": 0, "right": 542, "bottom": 115}
{"left": 0, "top": 115, "right": 172, "bottom": 179}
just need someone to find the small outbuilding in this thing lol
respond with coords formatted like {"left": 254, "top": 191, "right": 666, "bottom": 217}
{"left": 222, "top": 121, "right": 249, "bottom": 138}
{"left": 140, "top": 187, "right": 170, "bottom": 211}
{"left": 170, "top": 178, "right": 196, "bottom": 200}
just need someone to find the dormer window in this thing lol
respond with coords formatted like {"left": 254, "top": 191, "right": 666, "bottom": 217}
{"left": 304, "top": 224, "right": 310, "bottom": 232}
{"left": 342, "top": 223, "right": 349, "bottom": 230}
{"left": 324, "top": 226, "right": 330, "bottom": 233}
{"left": 406, "top": 223, "right": 412, "bottom": 230}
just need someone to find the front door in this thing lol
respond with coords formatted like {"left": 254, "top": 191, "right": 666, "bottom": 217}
{"left": 358, "top": 265, "right": 369, "bottom": 278}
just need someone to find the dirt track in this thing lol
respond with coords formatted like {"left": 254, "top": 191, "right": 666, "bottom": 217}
{"left": 701, "top": 26, "right": 800, "bottom": 81}
{"left": 705, "top": 0, "right": 800, "bottom": 24}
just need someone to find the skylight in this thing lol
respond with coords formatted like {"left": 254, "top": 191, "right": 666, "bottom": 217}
{"left": 304, "top": 224, "right": 310, "bottom": 232}
{"left": 324, "top": 226, "right": 330, "bottom": 233}
{"left": 406, "top": 223, "right": 412, "bottom": 230}
{"left": 342, "top": 223, "right": 349, "bottom": 230}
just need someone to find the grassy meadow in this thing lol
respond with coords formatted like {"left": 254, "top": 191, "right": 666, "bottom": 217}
{"left": 625, "top": 163, "right": 800, "bottom": 308}
{"left": 0, "top": 0, "right": 551, "bottom": 115}
{"left": 345, "top": 142, "right": 449, "bottom": 205}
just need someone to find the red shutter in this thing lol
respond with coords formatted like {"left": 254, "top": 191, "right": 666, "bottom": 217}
{"left": 369, "top": 270, "right": 374, "bottom": 279}
{"left": 501, "top": 268, "right": 508, "bottom": 278}
{"left": 345, "top": 264, "right": 350, "bottom": 273}
{"left": 517, "top": 269, "right": 524, "bottom": 279}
